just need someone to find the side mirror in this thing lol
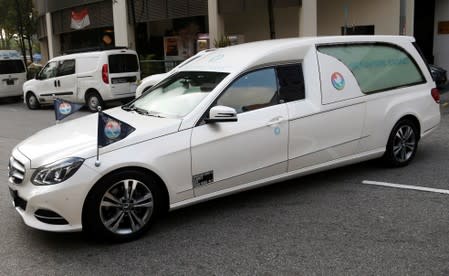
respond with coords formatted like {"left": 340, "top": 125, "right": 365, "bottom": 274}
{"left": 205, "top": 105, "right": 238, "bottom": 123}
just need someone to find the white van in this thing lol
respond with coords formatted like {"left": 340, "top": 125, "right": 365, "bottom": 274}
{"left": 8, "top": 36, "right": 440, "bottom": 241}
{"left": 23, "top": 48, "right": 140, "bottom": 111}
{"left": 0, "top": 50, "right": 27, "bottom": 99}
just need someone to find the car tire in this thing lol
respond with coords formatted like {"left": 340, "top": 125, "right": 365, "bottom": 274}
{"left": 85, "top": 91, "right": 104, "bottom": 112}
{"left": 26, "top": 92, "right": 40, "bottom": 110}
{"left": 383, "top": 119, "right": 419, "bottom": 167}
{"left": 82, "top": 170, "right": 164, "bottom": 242}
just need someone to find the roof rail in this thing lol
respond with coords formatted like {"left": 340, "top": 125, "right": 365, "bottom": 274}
{"left": 63, "top": 46, "right": 128, "bottom": 55}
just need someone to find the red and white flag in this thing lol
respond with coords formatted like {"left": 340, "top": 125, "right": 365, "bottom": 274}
{"left": 71, "top": 8, "right": 90, "bottom": 30}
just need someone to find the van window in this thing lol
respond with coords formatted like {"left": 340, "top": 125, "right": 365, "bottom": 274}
{"left": 276, "top": 64, "right": 305, "bottom": 102}
{"left": 57, "top": 60, "right": 75, "bottom": 76}
{"left": 108, "top": 54, "right": 138, "bottom": 73}
{"left": 217, "top": 68, "right": 278, "bottom": 114}
{"left": 318, "top": 44, "right": 425, "bottom": 94}
{"left": 39, "top": 61, "right": 58, "bottom": 79}
{"left": 0, "top": 60, "right": 25, "bottom": 74}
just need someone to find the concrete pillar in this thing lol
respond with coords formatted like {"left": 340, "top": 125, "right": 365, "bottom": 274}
{"left": 299, "top": 0, "right": 317, "bottom": 37}
{"left": 406, "top": 0, "right": 415, "bottom": 36}
{"left": 45, "top": 12, "right": 60, "bottom": 58}
{"left": 112, "top": 0, "right": 136, "bottom": 49}
{"left": 208, "top": 0, "right": 224, "bottom": 48}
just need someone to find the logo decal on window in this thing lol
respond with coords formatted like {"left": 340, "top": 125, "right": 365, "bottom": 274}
{"left": 331, "top": 72, "right": 345, "bottom": 91}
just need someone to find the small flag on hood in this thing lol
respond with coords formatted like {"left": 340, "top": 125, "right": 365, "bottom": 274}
{"left": 54, "top": 98, "right": 83, "bottom": 121}
{"left": 71, "top": 8, "right": 90, "bottom": 30}
{"left": 98, "top": 111, "right": 136, "bottom": 148}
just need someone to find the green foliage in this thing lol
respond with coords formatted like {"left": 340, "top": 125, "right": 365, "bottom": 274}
{"left": 214, "top": 35, "right": 231, "bottom": 48}
{"left": 0, "top": 0, "right": 38, "bottom": 62}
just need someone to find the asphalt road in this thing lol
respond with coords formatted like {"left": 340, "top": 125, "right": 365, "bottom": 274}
{"left": 0, "top": 94, "right": 449, "bottom": 275}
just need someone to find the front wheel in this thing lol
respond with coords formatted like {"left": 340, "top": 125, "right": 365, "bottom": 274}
{"left": 83, "top": 170, "right": 164, "bottom": 242}
{"left": 383, "top": 119, "right": 419, "bottom": 167}
{"left": 26, "top": 92, "right": 40, "bottom": 110}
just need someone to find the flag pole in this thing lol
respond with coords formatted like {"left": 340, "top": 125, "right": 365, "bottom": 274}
{"left": 95, "top": 106, "right": 102, "bottom": 167}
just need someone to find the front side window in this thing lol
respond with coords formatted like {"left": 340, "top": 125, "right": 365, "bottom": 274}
{"left": 131, "top": 71, "right": 228, "bottom": 118}
{"left": 277, "top": 64, "right": 305, "bottom": 102}
{"left": 39, "top": 61, "right": 58, "bottom": 80}
{"left": 57, "top": 60, "right": 75, "bottom": 76}
{"left": 217, "top": 68, "right": 278, "bottom": 114}
{"left": 318, "top": 44, "right": 425, "bottom": 94}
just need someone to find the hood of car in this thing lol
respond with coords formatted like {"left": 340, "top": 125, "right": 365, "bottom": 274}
{"left": 17, "top": 107, "right": 182, "bottom": 168}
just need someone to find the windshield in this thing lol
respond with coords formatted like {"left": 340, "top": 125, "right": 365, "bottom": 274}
{"left": 128, "top": 71, "right": 228, "bottom": 118}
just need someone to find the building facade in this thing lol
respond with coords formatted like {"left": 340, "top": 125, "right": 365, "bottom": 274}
{"left": 35, "top": 0, "right": 448, "bottom": 71}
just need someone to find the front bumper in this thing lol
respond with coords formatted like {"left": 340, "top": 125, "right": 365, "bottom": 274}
{"left": 7, "top": 150, "right": 98, "bottom": 232}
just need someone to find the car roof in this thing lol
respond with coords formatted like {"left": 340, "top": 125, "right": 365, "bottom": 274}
{"left": 50, "top": 48, "right": 137, "bottom": 62}
{"left": 180, "top": 35, "right": 416, "bottom": 74}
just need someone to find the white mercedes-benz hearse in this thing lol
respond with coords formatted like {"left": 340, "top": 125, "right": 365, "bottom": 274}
{"left": 8, "top": 36, "right": 440, "bottom": 241}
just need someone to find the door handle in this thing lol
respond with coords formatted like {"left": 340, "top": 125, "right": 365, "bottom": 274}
{"left": 58, "top": 80, "right": 61, "bottom": 87}
{"left": 266, "top": 116, "right": 284, "bottom": 126}
{"left": 54, "top": 80, "right": 57, "bottom": 87}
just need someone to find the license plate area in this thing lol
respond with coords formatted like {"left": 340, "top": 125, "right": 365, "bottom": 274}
{"left": 6, "top": 79, "right": 14, "bottom": 85}
{"left": 9, "top": 188, "right": 27, "bottom": 210}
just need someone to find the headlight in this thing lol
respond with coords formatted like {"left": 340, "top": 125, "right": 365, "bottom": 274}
{"left": 31, "top": 157, "right": 84, "bottom": 185}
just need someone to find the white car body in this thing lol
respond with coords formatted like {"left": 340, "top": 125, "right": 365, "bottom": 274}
{"left": 8, "top": 36, "right": 440, "bottom": 237}
{"left": 23, "top": 48, "right": 140, "bottom": 111}
{"left": 0, "top": 50, "right": 27, "bottom": 98}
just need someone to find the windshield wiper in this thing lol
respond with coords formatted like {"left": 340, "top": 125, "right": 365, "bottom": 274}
{"left": 122, "top": 105, "right": 149, "bottom": 115}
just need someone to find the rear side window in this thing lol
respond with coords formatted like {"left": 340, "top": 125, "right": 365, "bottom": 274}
{"left": 276, "top": 64, "right": 305, "bottom": 102}
{"left": 318, "top": 44, "right": 425, "bottom": 94}
{"left": 0, "top": 60, "right": 25, "bottom": 74}
{"left": 108, "top": 54, "right": 139, "bottom": 73}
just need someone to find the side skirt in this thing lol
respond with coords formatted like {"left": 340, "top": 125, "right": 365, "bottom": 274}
{"left": 169, "top": 148, "right": 385, "bottom": 211}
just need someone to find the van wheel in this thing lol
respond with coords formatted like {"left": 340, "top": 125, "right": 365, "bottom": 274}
{"left": 86, "top": 91, "right": 104, "bottom": 112}
{"left": 82, "top": 170, "right": 164, "bottom": 242}
{"left": 383, "top": 119, "right": 418, "bottom": 167}
{"left": 26, "top": 92, "right": 40, "bottom": 110}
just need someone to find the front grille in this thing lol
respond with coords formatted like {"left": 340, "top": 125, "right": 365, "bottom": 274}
{"left": 8, "top": 156, "right": 25, "bottom": 184}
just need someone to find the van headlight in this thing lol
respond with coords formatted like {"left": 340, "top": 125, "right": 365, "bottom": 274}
{"left": 31, "top": 157, "right": 84, "bottom": 185}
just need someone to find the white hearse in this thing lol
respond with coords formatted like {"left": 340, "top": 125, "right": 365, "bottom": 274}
{"left": 23, "top": 48, "right": 140, "bottom": 111}
{"left": 8, "top": 36, "right": 440, "bottom": 241}
{"left": 0, "top": 50, "right": 27, "bottom": 99}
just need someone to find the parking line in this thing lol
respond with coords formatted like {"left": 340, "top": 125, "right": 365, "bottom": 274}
{"left": 362, "top": 180, "right": 449, "bottom": 195}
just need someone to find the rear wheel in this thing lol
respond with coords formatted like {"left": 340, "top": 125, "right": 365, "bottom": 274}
{"left": 26, "top": 92, "right": 40, "bottom": 110}
{"left": 383, "top": 119, "right": 419, "bottom": 167}
{"left": 85, "top": 91, "right": 104, "bottom": 112}
{"left": 83, "top": 170, "right": 164, "bottom": 242}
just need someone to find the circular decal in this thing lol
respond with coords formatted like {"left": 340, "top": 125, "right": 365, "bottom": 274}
{"left": 331, "top": 72, "right": 345, "bottom": 91}
{"left": 274, "top": 127, "right": 281, "bottom": 136}
{"left": 58, "top": 102, "right": 72, "bottom": 115}
{"left": 104, "top": 120, "right": 121, "bottom": 139}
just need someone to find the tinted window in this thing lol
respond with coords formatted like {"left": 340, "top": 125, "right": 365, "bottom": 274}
{"left": 0, "top": 60, "right": 25, "bottom": 74}
{"left": 217, "top": 68, "right": 278, "bottom": 113}
{"left": 57, "top": 59, "right": 75, "bottom": 76}
{"left": 318, "top": 44, "right": 425, "bottom": 93}
{"left": 276, "top": 64, "right": 305, "bottom": 102}
{"left": 108, "top": 54, "right": 139, "bottom": 73}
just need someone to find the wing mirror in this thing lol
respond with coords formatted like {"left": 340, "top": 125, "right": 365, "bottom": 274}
{"left": 205, "top": 105, "right": 238, "bottom": 123}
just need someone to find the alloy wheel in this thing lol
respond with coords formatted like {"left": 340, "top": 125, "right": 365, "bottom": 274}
{"left": 392, "top": 125, "right": 416, "bottom": 163}
{"left": 99, "top": 179, "right": 154, "bottom": 235}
